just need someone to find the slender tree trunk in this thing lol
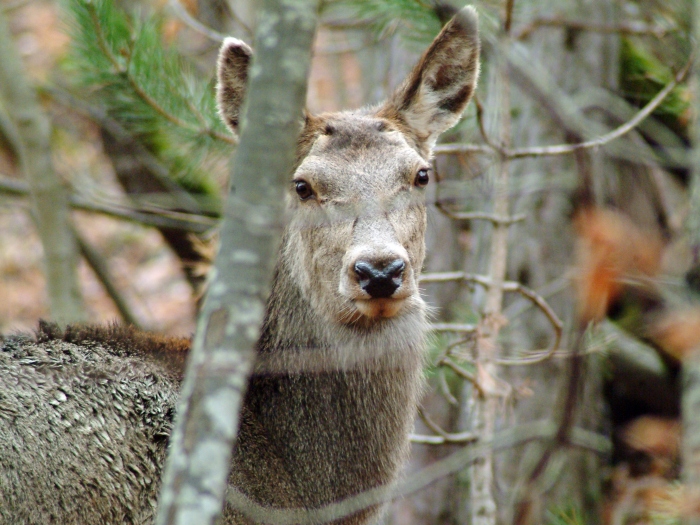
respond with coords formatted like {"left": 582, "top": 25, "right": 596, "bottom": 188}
{"left": 155, "top": 1, "right": 319, "bottom": 524}
{"left": 0, "top": 8, "right": 87, "bottom": 325}
{"left": 468, "top": 48, "right": 512, "bottom": 525}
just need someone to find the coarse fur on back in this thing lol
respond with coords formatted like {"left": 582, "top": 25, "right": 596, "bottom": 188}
{"left": 0, "top": 6, "right": 479, "bottom": 524}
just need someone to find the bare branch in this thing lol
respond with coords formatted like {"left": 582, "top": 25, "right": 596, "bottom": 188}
{"left": 435, "top": 53, "right": 693, "bottom": 160}
{"left": 168, "top": 0, "right": 226, "bottom": 42}
{"left": 435, "top": 201, "right": 526, "bottom": 224}
{"left": 440, "top": 358, "right": 483, "bottom": 396}
{"left": 430, "top": 322, "right": 478, "bottom": 333}
{"left": 422, "top": 272, "right": 565, "bottom": 360}
{"left": 74, "top": 228, "right": 143, "bottom": 328}
{"left": 412, "top": 408, "right": 479, "bottom": 445}
{"left": 514, "top": 17, "right": 675, "bottom": 41}
{"left": 512, "top": 328, "right": 587, "bottom": 525}
{"left": 0, "top": 174, "right": 216, "bottom": 233}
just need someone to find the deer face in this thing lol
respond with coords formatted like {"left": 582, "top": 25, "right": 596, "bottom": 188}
{"left": 286, "top": 113, "right": 429, "bottom": 324}
{"left": 217, "top": 7, "right": 480, "bottom": 327}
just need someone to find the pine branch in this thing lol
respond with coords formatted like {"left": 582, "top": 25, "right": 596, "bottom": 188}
{"left": 324, "top": 0, "right": 442, "bottom": 43}
{"left": 63, "top": 0, "right": 232, "bottom": 198}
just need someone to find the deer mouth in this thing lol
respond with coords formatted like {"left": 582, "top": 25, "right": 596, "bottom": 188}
{"left": 353, "top": 298, "right": 406, "bottom": 319}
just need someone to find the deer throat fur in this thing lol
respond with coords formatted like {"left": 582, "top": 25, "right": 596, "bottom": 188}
{"left": 227, "top": 257, "right": 427, "bottom": 521}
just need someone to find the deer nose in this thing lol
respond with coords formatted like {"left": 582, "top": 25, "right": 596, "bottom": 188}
{"left": 354, "top": 259, "right": 405, "bottom": 299}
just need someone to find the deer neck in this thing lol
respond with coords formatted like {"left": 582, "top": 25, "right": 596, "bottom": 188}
{"left": 255, "top": 251, "right": 428, "bottom": 376}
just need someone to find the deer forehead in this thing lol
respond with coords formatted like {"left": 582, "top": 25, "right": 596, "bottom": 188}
{"left": 294, "top": 115, "right": 427, "bottom": 200}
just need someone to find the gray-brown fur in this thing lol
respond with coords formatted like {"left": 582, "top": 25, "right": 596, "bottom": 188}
{"left": 0, "top": 323, "right": 187, "bottom": 524}
{"left": 0, "top": 7, "right": 479, "bottom": 524}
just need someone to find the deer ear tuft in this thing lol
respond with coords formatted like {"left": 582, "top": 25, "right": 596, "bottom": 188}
{"left": 379, "top": 6, "right": 480, "bottom": 154}
{"left": 216, "top": 37, "right": 253, "bottom": 135}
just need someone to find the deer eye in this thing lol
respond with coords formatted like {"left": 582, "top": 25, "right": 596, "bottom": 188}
{"left": 415, "top": 168, "right": 430, "bottom": 188}
{"left": 294, "top": 180, "right": 314, "bottom": 201}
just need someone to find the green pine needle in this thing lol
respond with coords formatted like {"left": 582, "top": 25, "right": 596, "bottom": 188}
{"left": 63, "top": 0, "right": 231, "bottom": 208}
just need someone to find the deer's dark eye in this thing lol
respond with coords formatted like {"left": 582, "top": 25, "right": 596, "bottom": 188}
{"left": 415, "top": 168, "right": 430, "bottom": 188}
{"left": 295, "top": 180, "right": 314, "bottom": 201}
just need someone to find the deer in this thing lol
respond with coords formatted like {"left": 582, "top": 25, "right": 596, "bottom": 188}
{"left": 0, "top": 6, "right": 479, "bottom": 524}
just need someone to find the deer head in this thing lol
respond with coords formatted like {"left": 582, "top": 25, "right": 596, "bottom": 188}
{"left": 217, "top": 7, "right": 480, "bottom": 330}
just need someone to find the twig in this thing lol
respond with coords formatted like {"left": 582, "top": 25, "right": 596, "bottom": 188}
{"left": 434, "top": 143, "right": 494, "bottom": 156}
{"left": 0, "top": 174, "right": 217, "bottom": 233}
{"left": 503, "top": 281, "right": 563, "bottom": 359}
{"left": 413, "top": 408, "right": 479, "bottom": 445}
{"left": 473, "top": 95, "right": 501, "bottom": 151}
{"left": 435, "top": 53, "right": 693, "bottom": 160}
{"left": 512, "top": 327, "right": 586, "bottom": 525}
{"left": 45, "top": 86, "right": 219, "bottom": 216}
{"left": 421, "top": 272, "right": 565, "bottom": 360}
{"left": 440, "top": 358, "right": 483, "bottom": 397}
{"left": 74, "top": 228, "right": 143, "bottom": 328}
{"left": 504, "top": 0, "right": 515, "bottom": 34}
{"left": 430, "top": 322, "right": 478, "bottom": 333}
{"left": 225, "top": 0, "right": 254, "bottom": 41}
{"left": 168, "top": 0, "right": 226, "bottom": 42}
{"left": 514, "top": 17, "right": 675, "bottom": 41}
{"left": 438, "top": 368, "right": 459, "bottom": 405}
{"left": 435, "top": 201, "right": 526, "bottom": 224}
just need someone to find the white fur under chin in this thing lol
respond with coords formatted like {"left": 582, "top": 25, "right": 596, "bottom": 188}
{"left": 254, "top": 295, "right": 428, "bottom": 375}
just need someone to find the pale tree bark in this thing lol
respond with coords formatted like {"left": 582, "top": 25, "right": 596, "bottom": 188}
{"left": 0, "top": 8, "right": 87, "bottom": 325}
{"left": 467, "top": 44, "right": 513, "bottom": 525}
{"left": 155, "top": 1, "right": 319, "bottom": 524}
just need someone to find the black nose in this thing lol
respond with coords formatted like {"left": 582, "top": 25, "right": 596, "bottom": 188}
{"left": 354, "top": 259, "right": 405, "bottom": 299}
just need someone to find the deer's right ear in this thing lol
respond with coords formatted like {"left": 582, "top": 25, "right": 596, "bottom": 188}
{"left": 379, "top": 6, "right": 480, "bottom": 155}
{"left": 216, "top": 37, "right": 253, "bottom": 135}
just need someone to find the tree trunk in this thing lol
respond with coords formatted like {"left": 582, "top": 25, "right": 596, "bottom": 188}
{"left": 155, "top": 1, "right": 319, "bottom": 524}
{"left": 0, "top": 8, "right": 87, "bottom": 325}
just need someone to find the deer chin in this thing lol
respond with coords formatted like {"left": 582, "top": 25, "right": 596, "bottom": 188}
{"left": 353, "top": 298, "right": 406, "bottom": 319}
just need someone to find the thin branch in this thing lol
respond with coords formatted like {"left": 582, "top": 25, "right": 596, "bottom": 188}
{"left": 434, "top": 142, "right": 494, "bottom": 156}
{"left": 504, "top": 0, "right": 515, "bottom": 35}
{"left": 44, "top": 86, "right": 211, "bottom": 216}
{"left": 438, "top": 367, "right": 459, "bottom": 405}
{"left": 413, "top": 408, "right": 479, "bottom": 445}
{"left": 168, "top": 0, "right": 226, "bottom": 42}
{"left": 421, "top": 272, "right": 565, "bottom": 360}
{"left": 435, "top": 53, "right": 693, "bottom": 160}
{"left": 0, "top": 174, "right": 216, "bottom": 233}
{"left": 435, "top": 201, "right": 526, "bottom": 224}
{"left": 410, "top": 431, "right": 478, "bottom": 445}
{"left": 430, "top": 322, "right": 478, "bottom": 333}
{"left": 473, "top": 94, "right": 501, "bottom": 151}
{"left": 440, "top": 358, "right": 483, "bottom": 396}
{"left": 225, "top": 0, "right": 254, "bottom": 41}
{"left": 514, "top": 17, "right": 675, "bottom": 41}
{"left": 502, "top": 281, "right": 563, "bottom": 359}
{"left": 512, "top": 328, "right": 586, "bottom": 525}
{"left": 74, "top": 227, "right": 143, "bottom": 328}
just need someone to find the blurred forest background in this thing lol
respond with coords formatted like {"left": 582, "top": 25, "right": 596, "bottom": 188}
{"left": 1, "top": 0, "right": 699, "bottom": 523}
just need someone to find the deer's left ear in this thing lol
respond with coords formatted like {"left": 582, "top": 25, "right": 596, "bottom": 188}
{"left": 379, "top": 6, "right": 480, "bottom": 154}
{"left": 216, "top": 37, "right": 253, "bottom": 135}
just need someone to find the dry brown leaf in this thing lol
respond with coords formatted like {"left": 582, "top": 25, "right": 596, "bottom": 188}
{"left": 650, "top": 307, "right": 700, "bottom": 361}
{"left": 573, "top": 208, "right": 663, "bottom": 323}
{"left": 620, "top": 415, "right": 680, "bottom": 464}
